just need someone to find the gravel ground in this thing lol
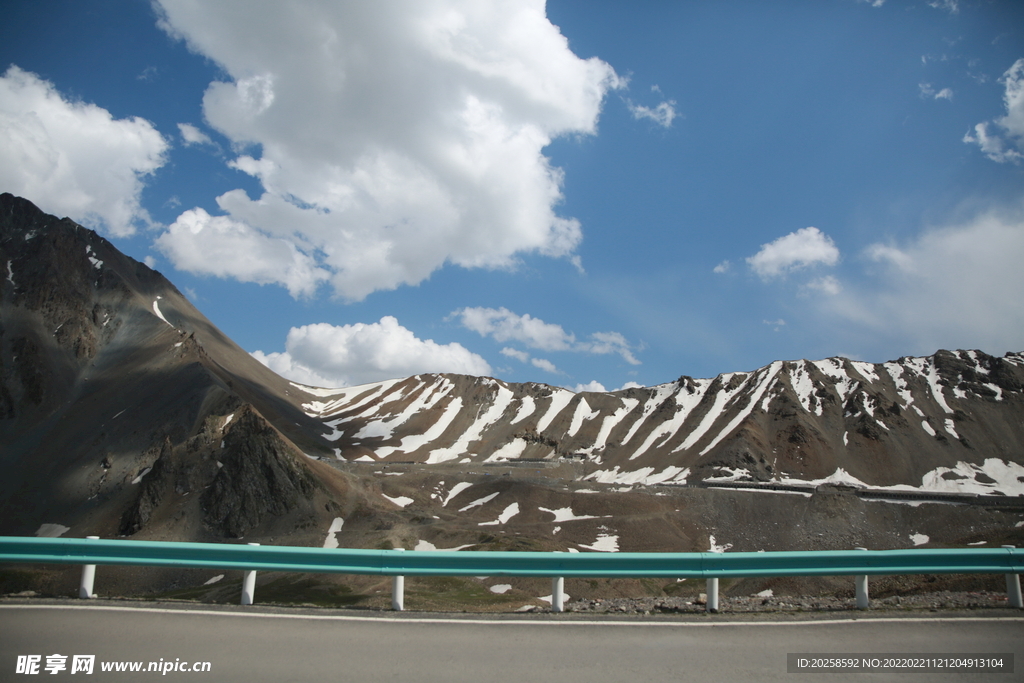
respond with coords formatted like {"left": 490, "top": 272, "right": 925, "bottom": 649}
{"left": 564, "top": 590, "right": 1019, "bottom": 615}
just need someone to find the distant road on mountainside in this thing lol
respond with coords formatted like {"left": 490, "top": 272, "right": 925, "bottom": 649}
{"left": 2, "top": 603, "right": 1022, "bottom": 682}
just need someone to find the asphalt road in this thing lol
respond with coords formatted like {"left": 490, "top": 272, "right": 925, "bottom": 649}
{"left": 1, "top": 602, "right": 1022, "bottom": 682}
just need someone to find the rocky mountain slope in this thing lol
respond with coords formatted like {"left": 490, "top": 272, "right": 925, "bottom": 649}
{"left": 297, "top": 350, "right": 1024, "bottom": 494}
{"left": 1, "top": 193, "right": 1022, "bottom": 605}
{"left": 0, "top": 193, "right": 368, "bottom": 546}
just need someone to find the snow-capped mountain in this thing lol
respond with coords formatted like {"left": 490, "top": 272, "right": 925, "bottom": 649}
{"left": 2, "top": 193, "right": 1022, "bottom": 603}
{"left": 295, "top": 350, "right": 1024, "bottom": 497}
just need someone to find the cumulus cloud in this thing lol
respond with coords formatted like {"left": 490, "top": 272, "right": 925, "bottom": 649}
{"left": 713, "top": 260, "right": 730, "bottom": 274}
{"left": 500, "top": 347, "right": 530, "bottom": 363}
{"left": 152, "top": 0, "right": 624, "bottom": 300}
{"left": 964, "top": 58, "right": 1024, "bottom": 164}
{"left": 530, "top": 357, "right": 561, "bottom": 374}
{"left": 573, "top": 380, "right": 607, "bottom": 393}
{"left": 823, "top": 204, "right": 1024, "bottom": 354}
{"left": 746, "top": 227, "right": 840, "bottom": 279}
{"left": 252, "top": 316, "right": 491, "bottom": 387}
{"left": 499, "top": 344, "right": 563, "bottom": 375}
{"left": 178, "top": 122, "right": 213, "bottom": 146}
{"left": 155, "top": 207, "right": 330, "bottom": 297}
{"left": 453, "top": 306, "right": 640, "bottom": 364}
{"left": 0, "top": 66, "right": 168, "bottom": 236}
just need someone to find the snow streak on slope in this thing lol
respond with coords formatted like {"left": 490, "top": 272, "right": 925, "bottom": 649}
{"left": 426, "top": 381, "right": 514, "bottom": 463}
{"left": 628, "top": 380, "right": 711, "bottom": 460}
{"left": 590, "top": 398, "right": 639, "bottom": 455}
{"left": 789, "top": 360, "right": 820, "bottom": 416}
{"left": 301, "top": 350, "right": 1024, "bottom": 495}
{"left": 536, "top": 388, "right": 575, "bottom": 433}
{"left": 699, "top": 362, "right": 781, "bottom": 456}
{"left": 567, "top": 398, "right": 600, "bottom": 438}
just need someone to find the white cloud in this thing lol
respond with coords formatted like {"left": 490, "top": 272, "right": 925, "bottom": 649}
{"left": 746, "top": 227, "right": 840, "bottom": 279}
{"left": 178, "top": 122, "right": 213, "bottom": 146}
{"left": 252, "top": 316, "right": 491, "bottom": 387}
{"left": 824, "top": 204, "right": 1024, "bottom": 354}
{"left": 803, "top": 275, "right": 842, "bottom": 295}
{"left": 964, "top": 58, "right": 1024, "bottom": 164}
{"left": 457, "top": 306, "right": 573, "bottom": 350}
{"left": 918, "top": 83, "right": 953, "bottom": 101}
{"left": 626, "top": 99, "right": 678, "bottom": 128}
{"left": 531, "top": 357, "right": 561, "bottom": 374}
{"left": 573, "top": 380, "right": 607, "bottom": 393}
{"left": 453, "top": 306, "right": 640, "bottom": 364}
{"left": 0, "top": 66, "right": 168, "bottom": 236}
{"left": 927, "top": 0, "right": 959, "bottom": 13}
{"left": 152, "top": 0, "right": 624, "bottom": 300}
{"left": 500, "top": 347, "right": 530, "bottom": 363}
{"left": 713, "top": 260, "right": 730, "bottom": 274}
{"left": 616, "top": 381, "right": 643, "bottom": 391}
{"left": 155, "top": 207, "right": 330, "bottom": 298}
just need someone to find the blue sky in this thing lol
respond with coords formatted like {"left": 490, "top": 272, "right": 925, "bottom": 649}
{"left": 2, "top": 0, "right": 1023, "bottom": 391}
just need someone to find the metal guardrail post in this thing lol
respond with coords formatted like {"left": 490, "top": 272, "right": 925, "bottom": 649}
{"left": 706, "top": 577, "right": 719, "bottom": 613}
{"left": 392, "top": 548, "right": 405, "bottom": 611}
{"left": 241, "top": 543, "right": 259, "bottom": 605}
{"left": 854, "top": 547, "right": 869, "bottom": 609}
{"left": 1003, "top": 546, "right": 1023, "bottom": 609}
{"left": 78, "top": 536, "right": 100, "bottom": 599}
{"left": 551, "top": 577, "right": 564, "bottom": 612}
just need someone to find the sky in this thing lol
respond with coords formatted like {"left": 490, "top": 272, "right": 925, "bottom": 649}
{"left": 2, "top": 0, "right": 1023, "bottom": 392}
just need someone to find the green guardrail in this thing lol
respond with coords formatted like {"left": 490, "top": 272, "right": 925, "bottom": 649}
{"left": 1, "top": 536, "right": 1021, "bottom": 611}
{"left": 0, "top": 536, "right": 1021, "bottom": 578}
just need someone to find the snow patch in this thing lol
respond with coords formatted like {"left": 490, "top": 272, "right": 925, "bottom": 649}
{"left": 322, "top": 517, "right": 344, "bottom": 549}
{"left": 699, "top": 362, "right": 781, "bottom": 456}
{"left": 708, "top": 535, "right": 733, "bottom": 553}
{"left": 34, "top": 524, "right": 70, "bottom": 538}
{"left": 203, "top": 574, "right": 225, "bottom": 585}
{"left": 152, "top": 299, "right": 174, "bottom": 328}
{"left": 484, "top": 438, "right": 528, "bottom": 462}
{"left": 441, "top": 482, "right": 474, "bottom": 507}
{"left": 567, "top": 398, "right": 600, "bottom": 437}
{"left": 510, "top": 395, "right": 536, "bottom": 425}
{"left": 131, "top": 467, "right": 152, "bottom": 485}
{"left": 414, "top": 540, "right": 476, "bottom": 552}
{"left": 591, "top": 399, "right": 639, "bottom": 453}
{"left": 704, "top": 467, "right": 750, "bottom": 483}
{"left": 538, "top": 506, "right": 603, "bottom": 522}
{"left": 584, "top": 465, "right": 689, "bottom": 486}
{"left": 536, "top": 389, "right": 575, "bottom": 433}
{"left": 910, "top": 533, "right": 929, "bottom": 546}
{"left": 382, "top": 494, "right": 414, "bottom": 508}
{"left": 490, "top": 584, "right": 512, "bottom": 594}
{"left": 459, "top": 492, "right": 500, "bottom": 512}
{"left": 579, "top": 533, "right": 619, "bottom": 552}
{"left": 478, "top": 502, "right": 520, "bottom": 526}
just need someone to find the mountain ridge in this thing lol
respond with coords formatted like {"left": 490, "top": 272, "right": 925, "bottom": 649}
{"left": 1, "top": 192, "right": 1022, "bottom": 604}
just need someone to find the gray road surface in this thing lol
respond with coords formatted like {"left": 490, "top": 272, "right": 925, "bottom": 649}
{"left": 1, "top": 602, "right": 1022, "bottom": 682}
